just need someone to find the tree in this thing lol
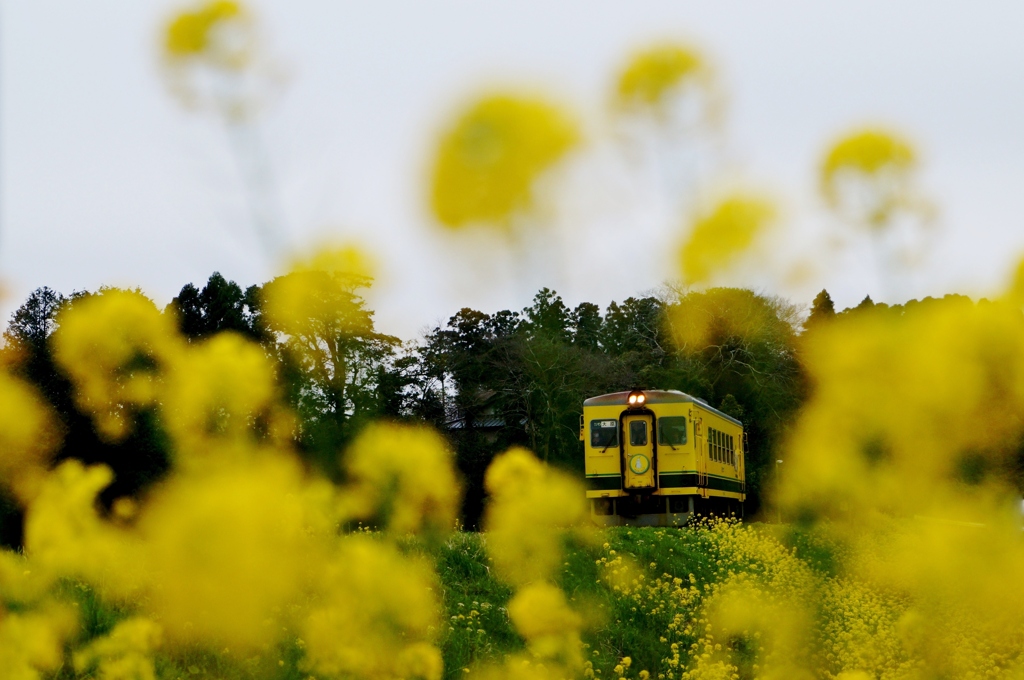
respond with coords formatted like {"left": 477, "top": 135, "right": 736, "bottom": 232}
{"left": 803, "top": 289, "right": 836, "bottom": 331}
{"left": 570, "top": 302, "right": 602, "bottom": 351}
{"left": 718, "top": 393, "right": 745, "bottom": 420}
{"left": 521, "top": 288, "right": 571, "bottom": 342}
{"left": 665, "top": 287, "right": 805, "bottom": 513}
{"left": 260, "top": 270, "right": 400, "bottom": 475}
{"left": 166, "top": 272, "right": 265, "bottom": 341}
{"left": 3, "top": 287, "right": 66, "bottom": 350}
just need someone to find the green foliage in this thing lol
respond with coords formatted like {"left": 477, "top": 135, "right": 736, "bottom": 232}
{"left": 3, "top": 276, "right": 815, "bottom": 527}
{"left": 803, "top": 288, "right": 836, "bottom": 331}
{"left": 167, "top": 272, "right": 266, "bottom": 342}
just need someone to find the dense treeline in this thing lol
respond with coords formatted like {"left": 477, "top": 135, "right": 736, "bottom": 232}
{"left": 5, "top": 271, "right": 907, "bottom": 541}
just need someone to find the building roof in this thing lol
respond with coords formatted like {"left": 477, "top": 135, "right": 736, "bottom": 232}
{"left": 446, "top": 416, "right": 508, "bottom": 430}
{"left": 583, "top": 390, "right": 743, "bottom": 427}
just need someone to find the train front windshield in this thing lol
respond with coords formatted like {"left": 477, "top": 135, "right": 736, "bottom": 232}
{"left": 590, "top": 419, "right": 618, "bottom": 449}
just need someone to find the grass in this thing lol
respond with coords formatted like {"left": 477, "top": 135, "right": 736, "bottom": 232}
{"left": 423, "top": 525, "right": 730, "bottom": 679}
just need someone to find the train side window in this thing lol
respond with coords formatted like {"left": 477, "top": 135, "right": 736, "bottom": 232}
{"left": 590, "top": 420, "right": 618, "bottom": 449}
{"left": 658, "top": 416, "right": 687, "bottom": 447}
{"left": 629, "top": 420, "right": 647, "bottom": 446}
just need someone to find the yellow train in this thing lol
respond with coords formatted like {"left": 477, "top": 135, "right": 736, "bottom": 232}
{"left": 581, "top": 389, "right": 745, "bottom": 526}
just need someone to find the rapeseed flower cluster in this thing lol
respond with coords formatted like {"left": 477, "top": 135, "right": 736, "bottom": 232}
{"left": 469, "top": 448, "right": 591, "bottom": 678}
{"left": 430, "top": 95, "right": 579, "bottom": 231}
{"left": 820, "top": 129, "right": 917, "bottom": 229}
{"left": 0, "top": 249, "right": 475, "bottom": 680}
{"left": 342, "top": 421, "right": 461, "bottom": 534}
{"left": 0, "top": 370, "right": 58, "bottom": 502}
{"left": 164, "top": 1, "right": 246, "bottom": 62}
{"left": 678, "top": 195, "right": 776, "bottom": 286}
{"left": 51, "top": 290, "right": 183, "bottom": 441}
{"left": 8, "top": 13, "right": 1024, "bottom": 678}
{"left": 616, "top": 45, "right": 709, "bottom": 111}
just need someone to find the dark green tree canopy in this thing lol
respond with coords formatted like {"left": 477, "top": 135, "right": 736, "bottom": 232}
{"left": 3, "top": 287, "right": 72, "bottom": 351}
{"left": 803, "top": 289, "right": 836, "bottom": 331}
{"left": 167, "top": 272, "right": 264, "bottom": 341}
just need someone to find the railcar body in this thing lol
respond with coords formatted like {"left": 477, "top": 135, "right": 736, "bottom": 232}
{"left": 581, "top": 389, "right": 745, "bottom": 526}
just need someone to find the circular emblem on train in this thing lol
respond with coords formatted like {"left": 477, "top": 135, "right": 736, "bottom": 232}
{"left": 628, "top": 454, "right": 650, "bottom": 475}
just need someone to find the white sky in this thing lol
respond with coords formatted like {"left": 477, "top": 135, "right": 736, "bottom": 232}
{"left": 3, "top": 1, "right": 1024, "bottom": 339}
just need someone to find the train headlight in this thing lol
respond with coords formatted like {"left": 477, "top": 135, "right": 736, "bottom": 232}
{"left": 627, "top": 389, "right": 646, "bottom": 408}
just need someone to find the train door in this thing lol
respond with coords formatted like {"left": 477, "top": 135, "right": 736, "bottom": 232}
{"left": 623, "top": 413, "right": 655, "bottom": 490}
{"left": 694, "top": 415, "right": 707, "bottom": 496}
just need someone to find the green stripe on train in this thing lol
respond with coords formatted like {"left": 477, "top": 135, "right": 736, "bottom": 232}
{"left": 587, "top": 473, "right": 743, "bottom": 493}
{"left": 658, "top": 473, "right": 744, "bottom": 494}
{"left": 585, "top": 475, "right": 622, "bottom": 490}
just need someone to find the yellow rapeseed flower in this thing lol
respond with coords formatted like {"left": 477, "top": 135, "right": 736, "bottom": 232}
{"left": 430, "top": 94, "right": 579, "bottom": 229}
{"left": 23, "top": 461, "right": 136, "bottom": 590}
{"left": 262, "top": 244, "right": 376, "bottom": 341}
{"left": 507, "top": 582, "right": 583, "bottom": 665}
{"left": 616, "top": 44, "right": 708, "bottom": 109}
{"left": 820, "top": 128, "right": 917, "bottom": 228}
{"left": 0, "top": 600, "right": 77, "bottom": 680}
{"left": 162, "top": 331, "right": 283, "bottom": 463}
{"left": 679, "top": 194, "right": 775, "bottom": 285}
{"left": 301, "top": 536, "right": 442, "bottom": 679}
{"left": 138, "top": 454, "right": 331, "bottom": 649}
{"left": 165, "top": 1, "right": 246, "bottom": 62}
{"left": 51, "top": 290, "right": 183, "bottom": 440}
{"left": 72, "top": 617, "right": 163, "bottom": 680}
{"left": 483, "top": 448, "right": 588, "bottom": 586}
{"left": 0, "top": 371, "right": 59, "bottom": 502}
{"left": 341, "top": 421, "right": 462, "bottom": 534}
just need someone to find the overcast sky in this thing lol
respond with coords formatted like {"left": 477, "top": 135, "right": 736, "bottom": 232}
{"left": 4, "top": 1, "right": 1024, "bottom": 339}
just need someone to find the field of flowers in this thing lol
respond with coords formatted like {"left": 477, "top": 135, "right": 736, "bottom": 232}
{"left": 3, "top": 3, "right": 1024, "bottom": 679}
{"left": 10, "top": 512, "right": 1022, "bottom": 680}
{"left": 3, "top": 277, "right": 1024, "bottom": 680}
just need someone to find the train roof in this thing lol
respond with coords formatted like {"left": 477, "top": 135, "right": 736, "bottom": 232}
{"left": 583, "top": 390, "right": 743, "bottom": 427}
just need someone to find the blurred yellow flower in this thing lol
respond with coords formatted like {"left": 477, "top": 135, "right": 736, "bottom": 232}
{"left": 138, "top": 454, "right": 330, "bottom": 649}
{"left": 483, "top": 447, "right": 588, "bottom": 586}
{"left": 162, "top": 331, "right": 283, "bottom": 463}
{"left": 430, "top": 94, "right": 579, "bottom": 229}
{"left": 52, "top": 290, "right": 183, "bottom": 441}
{"left": 165, "top": 1, "right": 247, "bottom": 65}
{"left": 342, "top": 421, "right": 462, "bottom": 534}
{"left": 0, "top": 600, "right": 77, "bottom": 680}
{"left": 301, "top": 536, "right": 442, "bottom": 679}
{"left": 667, "top": 287, "right": 796, "bottom": 353}
{"left": 24, "top": 461, "right": 136, "bottom": 590}
{"left": 0, "top": 371, "right": 59, "bottom": 502}
{"left": 73, "top": 617, "right": 163, "bottom": 680}
{"left": 262, "top": 244, "right": 376, "bottom": 341}
{"left": 616, "top": 44, "right": 709, "bottom": 109}
{"left": 820, "top": 128, "right": 917, "bottom": 228}
{"left": 508, "top": 582, "right": 583, "bottom": 666}
{"left": 679, "top": 194, "right": 776, "bottom": 285}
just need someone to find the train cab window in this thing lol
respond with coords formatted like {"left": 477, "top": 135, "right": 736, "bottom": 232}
{"left": 658, "top": 416, "right": 687, "bottom": 448}
{"left": 629, "top": 420, "right": 648, "bottom": 446}
{"left": 590, "top": 420, "right": 618, "bottom": 450}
